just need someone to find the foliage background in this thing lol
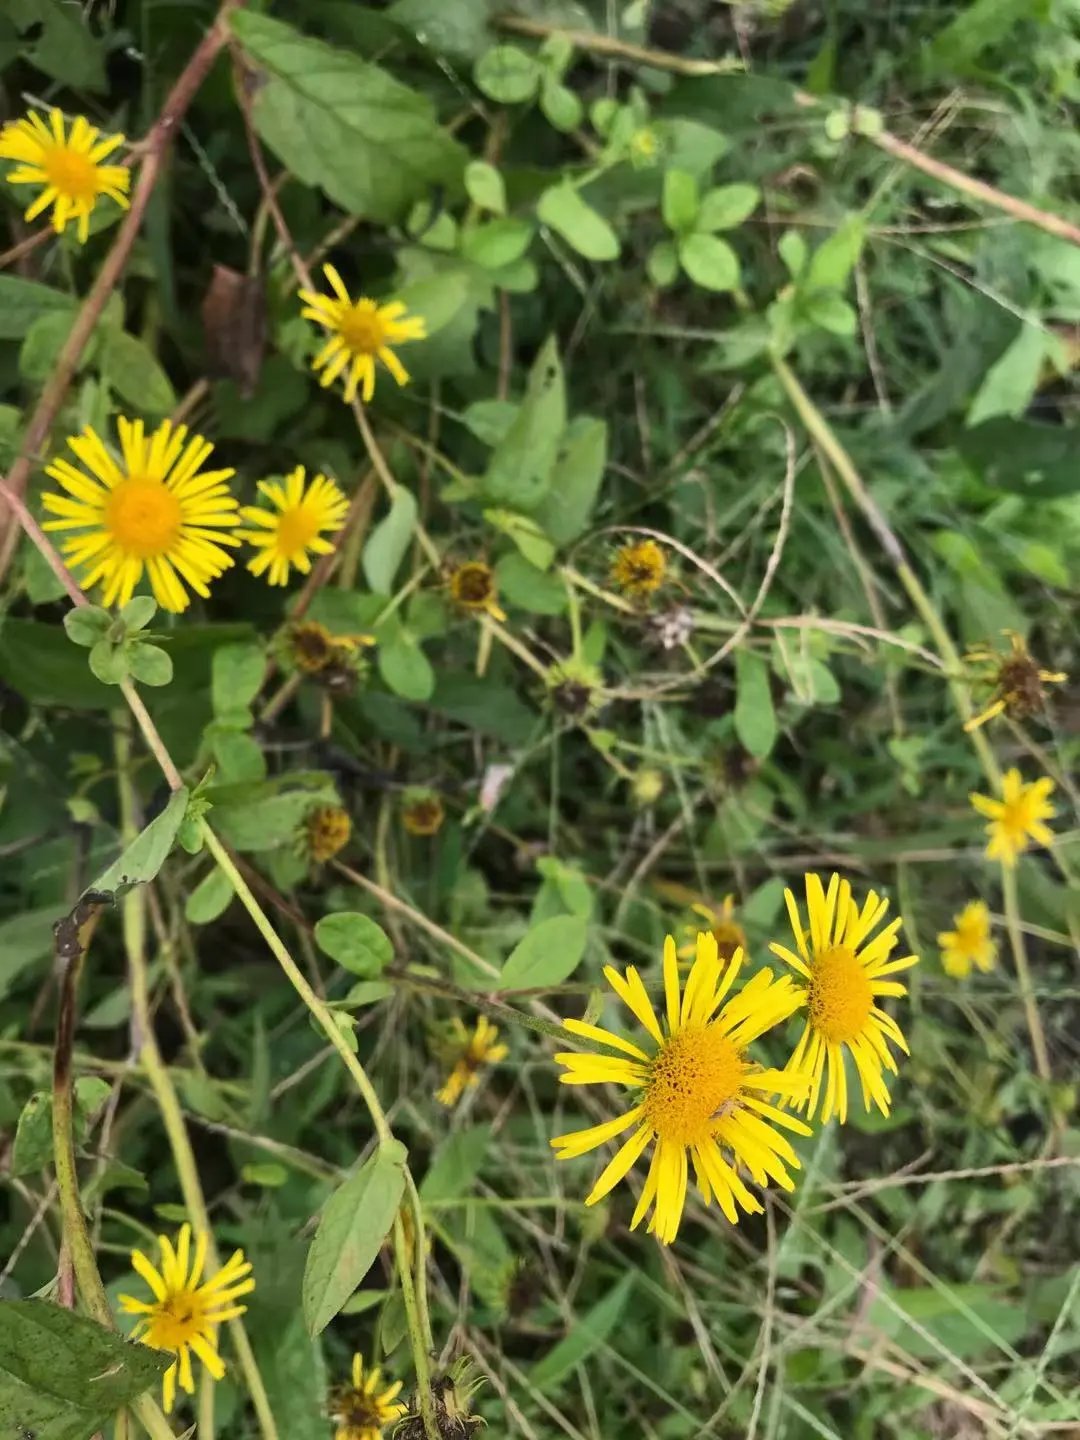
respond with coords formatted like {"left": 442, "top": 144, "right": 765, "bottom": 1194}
{"left": 1, "top": 1, "right": 1078, "bottom": 1437}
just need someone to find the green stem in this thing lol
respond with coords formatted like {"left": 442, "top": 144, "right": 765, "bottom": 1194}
{"left": 1001, "top": 863, "right": 1052, "bottom": 1083}
{"left": 403, "top": 1168, "right": 433, "bottom": 1353}
{"left": 114, "top": 721, "right": 279, "bottom": 1440}
{"left": 393, "top": 1215, "right": 439, "bottom": 1440}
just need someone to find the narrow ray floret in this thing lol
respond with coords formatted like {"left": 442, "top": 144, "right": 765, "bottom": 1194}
{"left": 299, "top": 264, "right": 427, "bottom": 403}
{"left": 770, "top": 873, "right": 918, "bottom": 1124}
{"left": 329, "top": 1353, "right": 407, "bottom": 1440}
{"left": 551, "top": 934, "right": 811, "bottom": 1246}
{"left": 41, "top": 419, "right": 240, "bottom": 612}
{"left": 0, "top": 107, "right": 129, "bottom": 242}
{"left": 237, "top": 466, "right": 349, "bottom": 586}
{"left": 118, "top": 1223, "right": 254, "bottom": 1413}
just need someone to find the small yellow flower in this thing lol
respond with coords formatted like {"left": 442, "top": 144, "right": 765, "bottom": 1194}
{"left": 970, "top": 769, "right": 1056, "bottom": 868}
{"left": 770, "top": 873, "right": 917, "bottom": 1125}
{"left": 629, "top": 126, "right": 661, "bottom": 167}
{"left": 631, "top": 767, "right": 665, "bottom": 806}
{"left": 329, "top": 1354, "right": 407, "bottom": 1440}
{"left": 677, "top": 895, "right": 747, "bottom": 964}
{"left": 610, "top": 538, "right": 666, "bottom": 599}
{"left": 552, "top": 934, "right": 810, "bottom": 1245}
{"left": 0, "top": 108, "right": 129, "bottom": 243}
{"left": 402, "top": 789, "right": 445, "bottom": 837}
{"left": 118, "top": 1223, "right": 254, "bottom": 1413}
{"left": 41, "top": 419, "right": 240, "bottom": 612}
{"left": 964, "top": 631, "right": 1066, "bottom": 732}
{"left": 299, "top": 264, "right": 427, "bottom": 403}
{"left": 238, "top": 467, "right": 349, "bottom": 587}
{"left": 301, "top": 804, "right": 352, "bottom": 863}
{"left": 436, "top": 1016, "right": 507, "bottom": 1107}
{"left": 938, "top": 900, "right": 996, "bottom": 978}
{"left": 283, "top": 619, "right": 374, "bottom": 676}
{"left": 448, "top": 560, "right": 506, "bottom": 620}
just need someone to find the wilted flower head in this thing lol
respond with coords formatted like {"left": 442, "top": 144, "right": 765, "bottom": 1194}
{"left": 964, "top": 631, "right": 1066, "bottom": 732}
{"left": 299, "top": 804, "right": 352, "bottom": 863}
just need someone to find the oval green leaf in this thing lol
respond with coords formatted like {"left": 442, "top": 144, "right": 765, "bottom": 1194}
{"left": 537, "top": 184, "right": 619, "bottom": 262}
{"left": 315, "top": 912, "right": 394, "bottom": 977}
{"left": 500, "top": 913, "right": 588, "bottom": 989}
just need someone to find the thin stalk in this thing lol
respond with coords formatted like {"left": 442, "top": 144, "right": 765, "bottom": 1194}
{"left": 402, "top": 1168, "right": 433, "bottom": 1354}
{"left": 1000, "top": 864, "right": 1052, "bottom": 1084}
{"left": 393, "top": 1215, "right": 438, "bottom": 1440}
{"left": 114, "top": 720, "right": 279, "bottom": 1440}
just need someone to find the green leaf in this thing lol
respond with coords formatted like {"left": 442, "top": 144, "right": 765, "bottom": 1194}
{"left": 537, "top": 183, "right": 619, "bottom": 262}
{"left": 734, "top": 649, "right": 777, "bottom": 759}
{"left": 646, "top": 240, "right": 679, "bottom": 287}
{"left": 314, "top": 912, "right": 394, "bottom": 977}
{"left": 378, "top": 633, "right": 435, "bottom": 701}
{"left": 483, "top": 336, "right": 566, "bottom": 508}
{"left": 88, "top": 640, "right": 129, "bottom": 686}
{"left": 495, "top": 553, "right": 568, "bottom": 615}
{"left": 778, "top": 230, "right": 807, "bottom": 278}
{"left": 460, "top": 217, "right": 534, "bottom": 269}
{"left": 662, "top": 169, "right": 699, "bottom": 233}
{"left": 63, "top": 607, "right": 111, "bottom": 649}
{"left": 0, "top": 1300, "right": 169, "bottom": 1440}
{"left": 363, "top": 486, "right": 418, "bottom": 595}
{"left": 540, "top": 78, "right": 584, "bottom": 132}
{"left": 0, "top": 907, "right": 62, "bottom": 1002}
{"left": 212, "top": 642, "right": 266, "bottom": 714}
{"left": 19, "top": 311, "right": 90, "bottom": 385}
{"left": 184, "top": 868, "right": 235, "bottom": 926}
{"left": 212, "top": 784, "right": 337, "bottom": 852}
{"left": 464, "top": 160, "right": 506, "bottom": 214}
{"left": 120, "top": 597, "right": 156, "bottom": 632}
{"left": 12, "top": 1092, "right": 54, "bottom": 1176}
{"left": 88, "top": 787, "right": 191, "bottom": 896}
{"left": 474, "top": 44, "right": 540, "bottom": 103}
{"left": 533, "top": 416, "right": 608, "bottom": 545}
{"left": 531, "top": 1275, "right": 635, "bottom": 1390}
{"left": 231, "top": 10, "right": 466, "bottom": 222}
{"left": 420, "top": 1125, "right": 490, "bottom": 1205}
{"left": 678, "top": 233, "right": 740, "bottom": 291}
{"left": 500, "top": 913, "right": 588, "bottom": 989}
{"left": 209, "top": 729, "right": 267, "bottom": 784}
{"left": 254, "top": 1311, "right": 328, "bottom": 1440}
{"left": 7, "top": 0, "right": 106, "bottom": 90}
{"left": 0, "top": 276, "right": 75, "bottom": 340}
{"left": 484, "top": 508, "right": 556, "bottom": 570}
{"left": 102, "top": 330, "right": 177, "bottom": 415}
{"left": 967, "top": 324, "right": 1048, "bottom": 427}
{"left": 956, "top": 418, "right": 1079, "bottom": 498}
{"left": 928, "top": 0, "right": 1034, "bottom": 72}
{"left": 697, "top": 183, "right": 760, "bottom": 232}
{"left": 806, "top": 216, "right": 866, "bottom": 291}
{"left": 302, "top": 1141, "right": 408, "bottom": 1336}
{"left": 803, "top": 291, "right": 857, "bottom": 337}
{"left": 127, "top": 643, "right": 173, "bottom": 688}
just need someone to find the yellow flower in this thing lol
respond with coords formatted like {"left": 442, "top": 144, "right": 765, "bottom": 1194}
{"left": 448, "top": 560, "right": 506, "bottom": 620}
{"left": 118, "top": 1223, "right": 254, "bottom": 1413}
{"left": 300, "top": 804, "right": 351, "bottom": 863}
{"left": 964, "top": 630, "right": 1066, "bottom": 732}
{"left": 677, "top": 895, "right": 747, "bottom": 964}
{"left": 283, "top": 619, "right": 373, "bottom": 676}
{"left": 970, "top": 768, "right": 1057, "bottom": 868}
{"left": 41, "top": 419, "right": 240, "bottom": 612}
{"left": 0, "top": 108, "right": 129, "bottom": 243}
{"left": 402, "top": 789, "right": 445, "bottom": 837}
{"left": 551, "top": 934, "right": 810, "bottom": 1246}
{"left": 329, "top": 1354, "right": 407, "bottom": 1440}
{"left": 238, "top": 466, "right": 349, "bottom": 586}
{"left": 436, "top": 1016, "right": 507, "bottom": 1107}
{"left": 770, "top": 874, "right": 917, "bottom": 1124}
{"left": 299, "top": 264, "right": 426, "bottom": 403}
{"left": 938, "top": 900, "right": 996, "bottom": 979}
{"left": 610, "top": 538, "right": 666, "bottom": 598}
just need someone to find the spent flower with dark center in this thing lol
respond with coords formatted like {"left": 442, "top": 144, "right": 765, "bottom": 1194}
{"left": 448, "top": 561, "right": 506, "bottom": 620}
{"left": 545, "top": 657, "right": 603, "bottom": 721}
{"left": 964, "top": 630, "right": 1066, "bottom": 731}
{"left": 299, "top": 804, "right": 352, "bottom": 864}
{"left": 402, "top": 788, "right": 445, "bottom": 837}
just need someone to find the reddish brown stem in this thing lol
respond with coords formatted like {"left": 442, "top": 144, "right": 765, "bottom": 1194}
{"left": 0, "top": 0, "right": 245, "bottom": 583}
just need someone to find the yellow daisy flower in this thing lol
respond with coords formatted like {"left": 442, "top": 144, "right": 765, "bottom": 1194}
{"left": 237, "top": 466, "right": 349, "bottom": 586}
{"left": 963, "top": 630, "right": 1066, "bottom": 732}
{"left": 299, "top": 264, "right": 427, "bottom": 404}
{"left": 938, "top": 900, "right": 996, "bottom": 979}
{"left": 436, "top": 1016, "right": 507, "bottom": 1107}
{"left": 118, "top": 1223, "right": 254, "bottom": 1414}
{"left": 677, "top": 895, "right": 747, "bottom": 964}
{"left": 770, "top": 873, "right": 918, "bottom": 1124}
{"left": 610, "top": 538, "right": 666, "bottom": 599}
{"left": 551, "top": 934, "right": 811, "bottom": 1246}
{"left": 329, "top": 1354, "right": 407, "bottom": 1440}
{"left": 41, "top": 419, "right": 240, "bottom": 612}
{"left": 970, "top": 769, "right": 1057, "bottom": 868}
{"left": 0, "top": 107, "right": 129, "bottom": 243}
{"left": 447, "top": 560, "right": 506, "bottom": 621}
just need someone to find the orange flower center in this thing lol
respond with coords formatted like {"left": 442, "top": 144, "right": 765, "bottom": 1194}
{"left": 644, "top": 1025, "right": 745, "bottom": 1146}
{"left": 808, "top": 944, "right": 873, "bottom": 1043}
{"left": 712, "top": 920, "right": 746, "bottom": 962}
{"left": 105, "top": 478, "right": 182, "bottom": 557}
{"left": 339, "top": 301, "right": 386, "bottom": 357}
{"left": 42, "top": 143, "right": 99, "bottom": 204}
{"left": 275, "top": 504, "right": 321, "bottom": 558}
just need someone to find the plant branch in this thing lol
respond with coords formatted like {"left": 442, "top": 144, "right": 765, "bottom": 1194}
{"left": 494, "top": 14, "right": 742, "bottom": 75}
{"left": 0, "top": 0, "right": 245, "bottom": 584}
